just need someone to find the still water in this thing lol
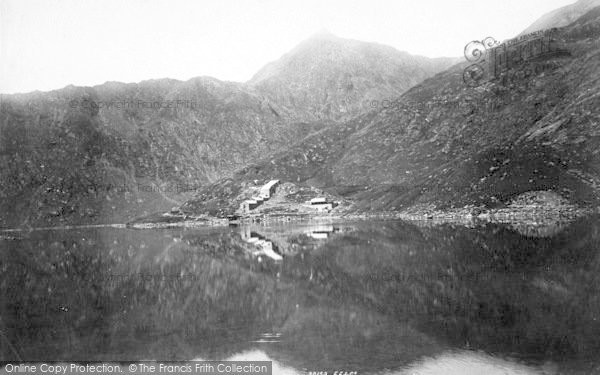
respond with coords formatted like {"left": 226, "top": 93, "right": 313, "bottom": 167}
{"left": 1, "top": 218, "right": 600, "bottom": 374}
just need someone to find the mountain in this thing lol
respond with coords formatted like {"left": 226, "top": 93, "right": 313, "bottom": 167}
{"left": 520, "top": 0, "right": 600, "bottom": 35}
{"left": 6, "top": 4, "right": 599, "bottom": 227}
{"left": 248, "top": 31, "right": 459, "bottom": 121}
{"left": 0, "top": 78, "right": 310, "bottom": 227}
{"left": 183, "top": 7, "right": 600, "bottom": 217}
{"left": 0, "top": 34, "right": 456, "bottom": 228}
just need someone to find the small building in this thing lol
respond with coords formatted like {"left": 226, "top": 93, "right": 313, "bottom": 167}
{"left": 239, "top": 180, "right": 279, "bottom": 214}
{"left": 310, "top": 197, "right": 328, "bottom": 205}
{"left": 259, "top": 180, "right": 279, "bottom": 199}
{"left": 308, "top": 197, "right": 336, "bottom": 212}
{"left": 240, "top": 199, "right": 260, "bottom": 213}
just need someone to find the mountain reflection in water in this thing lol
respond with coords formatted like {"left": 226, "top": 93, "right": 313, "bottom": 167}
{"left": 1, "top": 218, "right": 600, "bottom": 374}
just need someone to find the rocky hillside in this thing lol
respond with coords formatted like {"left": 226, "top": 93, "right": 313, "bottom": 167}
{"left": 5, "top": 6, "right": 600, "bottom": 226}
{"left": 183, "top": 7, "right": 600, "bottom": 217}
{"left": 0, "top": 33, "right": 456, "bottom": 228}
{"left": 0, "top": 78, "right": 321, "bottom": 227}
{"left": 520, "top": 0, "right": 600, "bottom": 35}
{"left": 248, "top": 31, "right": 458, "bottom": 121}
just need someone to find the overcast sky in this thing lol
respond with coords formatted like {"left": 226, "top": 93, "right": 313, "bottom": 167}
{"left": 0, "top": 0, "right": 575, "bottom": 94}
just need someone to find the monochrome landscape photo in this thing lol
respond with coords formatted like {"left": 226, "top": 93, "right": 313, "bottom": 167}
{"left": 1, "top": 0, "right": 600, "bottom": 373}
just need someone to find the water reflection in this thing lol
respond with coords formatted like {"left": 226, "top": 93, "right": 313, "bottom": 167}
{"left": 236, "top": 224, "right": 351, "bottom": 262}
{"left": 1, "top": 218, "right": 600, "bottom": 374}
{"left": 197, "top": 350, "right": 550, "bottom": 375}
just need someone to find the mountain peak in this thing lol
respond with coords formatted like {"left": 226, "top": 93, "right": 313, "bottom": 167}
{"left": 247, "top": 33, "right": 457, "bottom": 121}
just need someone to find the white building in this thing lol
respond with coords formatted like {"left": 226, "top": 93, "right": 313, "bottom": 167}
{"left": 308, "top": 197, "right": 335, "bottom": 212}
{"left": 259, "top": 180, "right": 279, "bottom": 199}
{"left": 239, "top": 180, "right": 280, "bottom": 214}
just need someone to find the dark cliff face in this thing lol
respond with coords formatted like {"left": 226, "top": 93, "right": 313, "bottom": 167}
{"left": 184, "top": 8, "right": 600, "bottom": 215}
{"left": 248, "top": 31, "right": 458, "bottom": 122}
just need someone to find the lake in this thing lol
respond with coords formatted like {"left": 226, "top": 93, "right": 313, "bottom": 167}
{"left": 1, "top": 218, "right": 600, "bottom": 374}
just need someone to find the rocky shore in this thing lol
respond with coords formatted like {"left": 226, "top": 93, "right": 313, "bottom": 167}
{"left": 126, "top": 198, "right": 592, "bottom": 230}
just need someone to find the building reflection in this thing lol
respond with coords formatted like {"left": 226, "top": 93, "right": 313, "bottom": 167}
{"left": 237, "top": 224, "right": 348, "bottom": 262}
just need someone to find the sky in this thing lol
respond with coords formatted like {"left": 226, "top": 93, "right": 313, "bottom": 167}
{"left": 0, "top": 0, "right": 576, "bottom": 94}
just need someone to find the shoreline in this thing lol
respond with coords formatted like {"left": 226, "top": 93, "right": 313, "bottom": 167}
{"left": 2, "top": 204, "right": 594, "bottom": 232}
{"left": 125, "top": 203, "right": 594, "bottom": 229}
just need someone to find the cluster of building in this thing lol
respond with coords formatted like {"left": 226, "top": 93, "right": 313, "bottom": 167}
{"left": 238, "top": 179, "right": 339, "bottom": 216}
